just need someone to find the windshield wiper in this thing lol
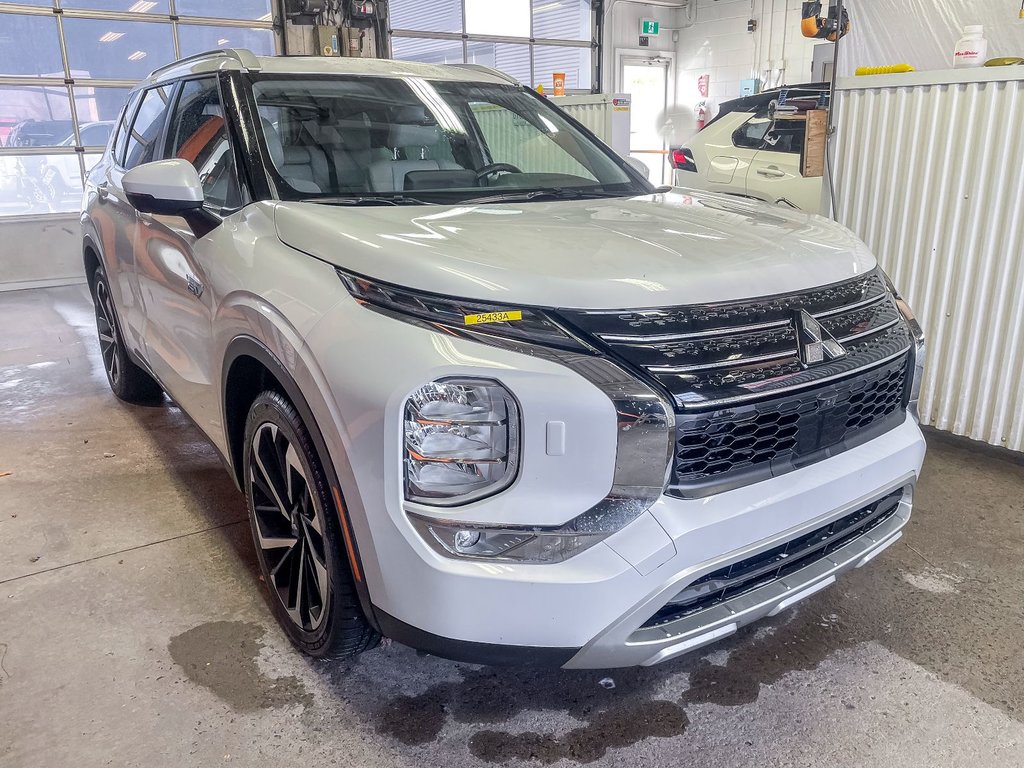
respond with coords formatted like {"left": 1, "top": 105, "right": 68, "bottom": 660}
{"left": 302, "top": 195, "right": 436, "bottom": 206}
{"left": 462, "top": 187, "right": 635, "bottom": 205}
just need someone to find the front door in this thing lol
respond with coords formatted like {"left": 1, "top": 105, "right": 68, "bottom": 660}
{"left": 619, "top": 55, "right": 672, "bottom": 184}
{"left": 133, "top": 76, "right": 241, "bottom": 429}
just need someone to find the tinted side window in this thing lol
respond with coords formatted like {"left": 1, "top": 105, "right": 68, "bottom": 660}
{"left": 762, "top": 117, "right": 806, "bottom": 155}
{"left": 732, "top": 113, "right": 770, "bottom": 150}
{"left": 124, "top": 84, "right": 172, "bottom": 169}
{"left": 112, "top": 91, "right": 142, "bottom": 165}
{"left": 167, "top": 78, "right": 243, "bottom": 211}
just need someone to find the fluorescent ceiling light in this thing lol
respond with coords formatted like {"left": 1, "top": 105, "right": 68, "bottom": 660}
{"left": 534, "top": 2, "right": 562, "bottom": 11}
{"left": 99, "top": 31, "right": 125, "bottom": 43}
{"left": 127, "top": 1, "right": 157, "bottom": 12}
{"left": 257, "top": 13, "right": 273, "bottom": 21}
{"left": 128, "top": 50, "right": 148, "bottom": 61}
{"left": 217, "top": 38, "right": 230, "bottom": 45}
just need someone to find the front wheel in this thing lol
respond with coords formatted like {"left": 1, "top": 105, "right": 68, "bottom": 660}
{"left": 243, "top": 390, "right": 379, "bottom": 659}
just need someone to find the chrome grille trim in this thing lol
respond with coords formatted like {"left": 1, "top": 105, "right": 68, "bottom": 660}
{"left": 596, "top": 291, "right": 889, "bottom": 345}
{"left": 682, "top": 346, "right": 911, "bottom": 410}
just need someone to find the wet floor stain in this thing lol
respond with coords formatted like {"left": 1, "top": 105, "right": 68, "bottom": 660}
{"left": 169, "top": 620, "right": 312, "bottom": 712}
{"left": 368, "top": 533, "right": 1024, "bottom": 763}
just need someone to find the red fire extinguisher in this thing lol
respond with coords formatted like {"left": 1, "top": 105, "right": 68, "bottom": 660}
{"left": 696, "top": 103, "right": 708, "bottom": 130}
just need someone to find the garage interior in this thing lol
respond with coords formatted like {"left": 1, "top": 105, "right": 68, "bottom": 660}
{"left": 1, "top": 1, "right": 1023, "bottom": 766}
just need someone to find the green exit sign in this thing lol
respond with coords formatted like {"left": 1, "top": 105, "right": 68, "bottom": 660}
{"left": 641, "top": 19, "right": 660, "bottom": 36}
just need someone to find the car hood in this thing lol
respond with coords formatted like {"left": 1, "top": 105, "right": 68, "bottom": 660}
{"left": 273, "top": 190, "right": 876, "bottom": 309}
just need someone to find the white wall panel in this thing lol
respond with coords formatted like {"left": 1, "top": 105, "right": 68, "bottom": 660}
{"left": 833, "top": 69, "right": 1024, "bottom": 452}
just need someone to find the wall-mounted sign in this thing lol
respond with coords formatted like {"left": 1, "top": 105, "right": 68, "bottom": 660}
{"left": 641, "top": 19, "right": 660, "bottom": 36}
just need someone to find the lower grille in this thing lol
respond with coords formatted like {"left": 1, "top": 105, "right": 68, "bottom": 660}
{"left": 670, "top": 356, "right": 908, "bottom": 496}
{"left": 642, "top": 489, "right": 904, "bottom": 629}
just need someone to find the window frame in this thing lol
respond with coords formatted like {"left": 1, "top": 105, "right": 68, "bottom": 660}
{"left": 163, "top": 73, "right": 249, "bottom": 215}
{"left": 120, "top": 82, "right": 176, "bottom": 172}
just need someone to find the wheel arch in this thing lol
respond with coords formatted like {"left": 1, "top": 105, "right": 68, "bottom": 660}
{"left": 83, "top": 233, "right": 102, "bottom": 291}
{"left": 221, "top": 335, "right": 381, "bottom": 632}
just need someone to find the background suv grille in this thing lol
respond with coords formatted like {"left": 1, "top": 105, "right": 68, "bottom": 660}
{"left": 556, "top": 270, "right": 913, "bottom": 495}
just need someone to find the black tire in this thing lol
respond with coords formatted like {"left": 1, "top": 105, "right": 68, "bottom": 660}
{"left": 91, "top": 265, "right": 164, "bottom": 404}
{"left": 243, "top": 390, "right": 380, "bottom": 659}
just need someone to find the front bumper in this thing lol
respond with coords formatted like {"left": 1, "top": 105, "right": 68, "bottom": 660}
{"left": 380, "top": 415, "right": 924, "bottom": 668}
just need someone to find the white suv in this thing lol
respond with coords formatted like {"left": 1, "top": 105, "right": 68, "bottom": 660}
{"left": 672, "top": 84, "right": 829, "bottom": 212}
{"left": 82, "top": 51, "right": 926, "bottom": 668}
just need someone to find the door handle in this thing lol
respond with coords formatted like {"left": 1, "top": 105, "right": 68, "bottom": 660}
{"left": 757, "top": 167, "right": 786, "bottom": 179}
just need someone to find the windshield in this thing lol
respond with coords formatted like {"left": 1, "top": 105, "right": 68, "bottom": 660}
{"left": 249, "top": 75, "right": 649, "bottom": 204}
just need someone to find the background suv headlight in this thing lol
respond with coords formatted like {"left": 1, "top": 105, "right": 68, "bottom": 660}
{"left": 404, "top": 378, "right": 519, "bottom": 505}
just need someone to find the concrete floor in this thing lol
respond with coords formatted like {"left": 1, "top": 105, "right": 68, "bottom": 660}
{"left": 2, "top": 284, "right": 1024, "bottom": 768}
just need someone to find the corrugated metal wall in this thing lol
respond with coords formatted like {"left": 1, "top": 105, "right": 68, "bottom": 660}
{"left": 832, "top": 70, "right": 1024, "bottom": 452}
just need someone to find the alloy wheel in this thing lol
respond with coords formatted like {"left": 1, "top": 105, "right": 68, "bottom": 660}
{"left": 249, "top": 422, "right": 330, "bottom": 631}
{"left": 93, "top": 279, "right": 120, "bottom": 386}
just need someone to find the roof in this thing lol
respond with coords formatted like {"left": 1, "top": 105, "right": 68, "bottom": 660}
{"left": 142, "top": 48, "right": 516, "bottom": 87}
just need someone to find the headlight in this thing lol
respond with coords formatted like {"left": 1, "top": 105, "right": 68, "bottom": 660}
{"left": 407, "top": 360, "right": 673, "bottom": 564}
{"left": 404, "top": 378, "right": 519, "bottom": 505}
{"left": 338, "top": 269, "right": 588, "bottom": 351}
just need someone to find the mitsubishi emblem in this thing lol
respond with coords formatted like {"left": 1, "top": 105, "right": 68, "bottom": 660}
{"left": 794, "top": 309, "right": 846, "bottom": 366}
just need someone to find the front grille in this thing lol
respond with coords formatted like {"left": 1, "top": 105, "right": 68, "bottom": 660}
{"left": 641, "top": 489, "right": 904, "bottom": 629}
{"left": 557, "top": 270, "right": 913, "bottom": 410}
{"left": 556, "top": 270, "right": 913, "bottom": 494}
{"left": 670, "top": 356, "right": 908, "bottom": 495}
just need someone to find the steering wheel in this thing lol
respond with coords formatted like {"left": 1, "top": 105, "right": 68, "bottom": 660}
{"left": 475, "top": 162, "right": 522, "bottom": 181}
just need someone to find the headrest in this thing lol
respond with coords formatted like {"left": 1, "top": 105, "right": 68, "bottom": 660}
{"left": 260, "top": 116, "right": 284, "bottom": 167}
{"left": 390, "top": 122, "right": 443, "bottom": 149}
{"left": 388, "top": 105, "right": 442, "bottom": 148}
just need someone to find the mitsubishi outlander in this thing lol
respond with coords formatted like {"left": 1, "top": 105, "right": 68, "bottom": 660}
{"left": 81, "top": 50, "right": 926, "bottom": 668}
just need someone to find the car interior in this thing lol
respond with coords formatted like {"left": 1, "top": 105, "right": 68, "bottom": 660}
{"left": 252, "top": 80, "right": 607, "bottom": 198}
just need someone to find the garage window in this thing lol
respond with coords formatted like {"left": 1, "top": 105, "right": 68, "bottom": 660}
{"left": 388, "top": 0, "right": 595, "bottom": 92}
{"left": 0, "top": 2, "right": 278, "bottom": 220}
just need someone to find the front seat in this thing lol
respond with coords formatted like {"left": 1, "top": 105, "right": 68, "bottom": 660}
{"left": 260, "top": 117, "right": 321, "bottom": 194}
{"left": 367, "top": 108, "right": 459, "bottom": 193}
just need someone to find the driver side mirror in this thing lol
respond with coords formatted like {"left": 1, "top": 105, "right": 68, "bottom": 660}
{"left": 623, "top": 155, "right": 650, "bottom": 180}
{"left": 123, "top": 158, "right": 204, "bottom": 216}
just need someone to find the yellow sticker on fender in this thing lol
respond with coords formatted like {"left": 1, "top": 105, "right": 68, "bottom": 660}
{"left": 464, "top": 310, "right": 523, "bottom": 325}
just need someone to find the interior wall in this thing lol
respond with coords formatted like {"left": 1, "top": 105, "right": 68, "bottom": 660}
{"left": 674, "top": 0, "right": 819, "bottom": 110}
{"left": 0, "top": 216, "right": 84, "bottom": 291}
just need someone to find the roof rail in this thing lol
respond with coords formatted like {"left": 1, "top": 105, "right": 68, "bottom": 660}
{"left": 147, "top": 48, "right": 262, "bottom": 80}
{"left": 449, "top": 63, "right": 521, "bottom": 86}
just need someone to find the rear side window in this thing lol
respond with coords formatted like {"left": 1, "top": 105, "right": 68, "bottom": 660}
{"left": 166, "top": 77, "right": 243, "bottom": 211}
{"left": 124, "top": 84, "right": 172, "bottom": 170}
{"left": 732, "top": 113, "right": 770, "bottom": 150}
{"left": 732, "top": 111, "right": 806, "bottom": 156}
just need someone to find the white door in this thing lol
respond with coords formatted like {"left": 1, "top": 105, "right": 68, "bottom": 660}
{"left": 619, "top": 56, "right": 671, "bottom": 184}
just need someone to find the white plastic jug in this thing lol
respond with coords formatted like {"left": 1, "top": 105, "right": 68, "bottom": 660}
{"left": 953, "top": 25, "right": 988, "bottom": 68}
